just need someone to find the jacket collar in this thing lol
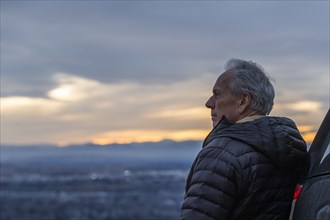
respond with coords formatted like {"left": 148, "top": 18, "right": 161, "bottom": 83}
{"left": 202, "top": 116, "right": 233, "bottom": 147}
{"left": 236, "top": 115, "right": 264, "bottom": 123}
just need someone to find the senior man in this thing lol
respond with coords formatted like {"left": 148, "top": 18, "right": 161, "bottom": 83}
{"left": 181, "top": 59, "right": 309, "bottom": 220}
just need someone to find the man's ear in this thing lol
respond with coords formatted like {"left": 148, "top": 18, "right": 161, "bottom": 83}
{"left": 238, "top": 93, "right": 251, "bottom": 113}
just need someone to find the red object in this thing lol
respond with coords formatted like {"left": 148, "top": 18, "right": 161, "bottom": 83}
{"left": 293, "top": 184, "right": 303, "bottom": 200}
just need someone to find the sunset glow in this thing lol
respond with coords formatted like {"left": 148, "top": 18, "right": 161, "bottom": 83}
{"left": 91, "top": 129, "right": 210, "bottom": 145}
{"left": 89, "top": 128, "right": 317, "bottom": 146}
{"left": 302, "top": 132, "right": 317, "bottom": 144}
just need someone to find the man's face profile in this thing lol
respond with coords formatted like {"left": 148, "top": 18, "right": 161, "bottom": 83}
{"left": 205, "top": 70, "right": 242, "bottom": 126}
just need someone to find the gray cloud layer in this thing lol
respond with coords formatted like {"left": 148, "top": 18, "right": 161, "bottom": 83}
{"left": 2, "top": 1, "right": 328, "bottom": 96}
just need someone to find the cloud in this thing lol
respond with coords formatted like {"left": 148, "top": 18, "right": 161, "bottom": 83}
{"left": 274, "top": 101, "right": 323, "bottom": 113}
{"left": 271, "top": 99, "right": 327, "bottom": 143}
{"left": 47, "top": 73, "right": 101, "bottom": 101}
{"left": 284, "top": 101, "right": 322, "bottom": 112}
{"left": 1, "top": 72, "right": 214, "bottom": 145}
{"left": 146, "top": 107, "right": 208, "bottom": 120}
{"left": 1, "top": 96, "right": 63, "bottom": 115}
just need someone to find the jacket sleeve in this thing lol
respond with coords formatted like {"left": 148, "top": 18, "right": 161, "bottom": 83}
{"left": 181, "top": 144, "right": 243, "bottom": 220}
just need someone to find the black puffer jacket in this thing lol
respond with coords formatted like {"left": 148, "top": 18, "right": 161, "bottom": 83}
{"left": 181, "top": 116, "right": 309, "bottom": 220}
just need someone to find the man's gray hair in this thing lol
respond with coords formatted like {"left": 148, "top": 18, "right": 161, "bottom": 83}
{"left": 224, "top": 59, "right": 275, "bottom": 115}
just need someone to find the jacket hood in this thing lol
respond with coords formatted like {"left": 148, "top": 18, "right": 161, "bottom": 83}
{"left": 204, "top": 116, "right": 309, "bottom": 174}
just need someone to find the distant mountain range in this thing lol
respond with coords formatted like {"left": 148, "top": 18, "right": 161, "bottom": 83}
{"left": 1, "top": 139, "right": 202, "bottom": 148}
{"left": 0, "top": 140, "right": 202, "bottom": 166}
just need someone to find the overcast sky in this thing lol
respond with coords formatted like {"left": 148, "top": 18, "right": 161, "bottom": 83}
{"left": 1, "top": 0, "right": 329, "bottom": 146}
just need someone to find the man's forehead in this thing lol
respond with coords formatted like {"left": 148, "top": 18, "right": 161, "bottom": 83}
{"left": 214, "top": 70, "right": 235, "bottom": 89}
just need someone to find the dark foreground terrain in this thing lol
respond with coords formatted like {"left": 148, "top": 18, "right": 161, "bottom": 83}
{"left": 0, "top": 140, "right": 201, "bottom": 220}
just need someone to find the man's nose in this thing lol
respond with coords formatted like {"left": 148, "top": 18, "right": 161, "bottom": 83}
{"left": 205, "top": 96, "right": 214, "bottom": 109}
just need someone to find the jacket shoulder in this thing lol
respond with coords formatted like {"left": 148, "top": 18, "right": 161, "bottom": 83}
{"left": 205, "top": 137, "right": 276, "bottom": 181}
{"left": 181, "top": 138, "right": 245, "bottom": 219}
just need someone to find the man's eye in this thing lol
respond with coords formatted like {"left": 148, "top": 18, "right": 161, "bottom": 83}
{"left": 212, "top": 90, "right": 221, "bottom": 98}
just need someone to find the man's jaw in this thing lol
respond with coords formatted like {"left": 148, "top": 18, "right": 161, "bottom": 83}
{"left": 211, "top": 114, "right": 219, "bottom": 127}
